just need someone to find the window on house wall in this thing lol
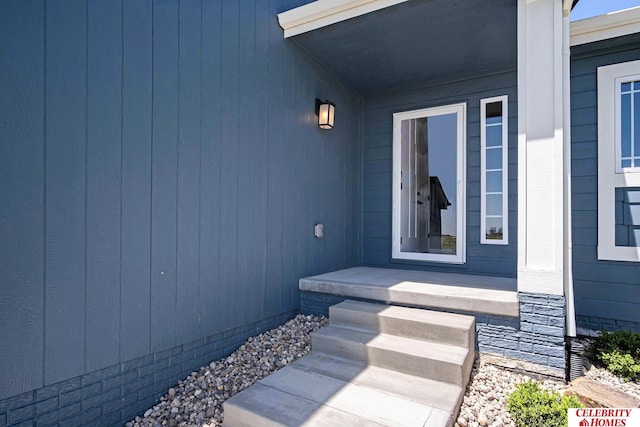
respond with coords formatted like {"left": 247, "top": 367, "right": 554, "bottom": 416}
{"left": 597, "top": 60, "right": 640, "bottom": 262}
{"left": 392, "top": 103, "right": 466, "bottom": 263}
{"left": 480, "top": 96, "right": 508, "bottom": 245}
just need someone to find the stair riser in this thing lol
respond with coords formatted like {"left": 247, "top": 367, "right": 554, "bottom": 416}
{"left": 329, "top": 307, "right": 474, "bottom": 348}
{"left": 312, "top": 333, "right": 473, "bottom": 386}
{"left": 370, "top": 346, "right": 473, "bottom": 387}
{"left": 311, "top": 333, "right": 368, "bottom": 361}
{"left": 223, "top": 404, "right": 283, "bottom": 427}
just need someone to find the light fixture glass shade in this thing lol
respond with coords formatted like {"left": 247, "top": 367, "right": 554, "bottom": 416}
{"left": 317, "top": 100, "right": 335, "bottom": 129}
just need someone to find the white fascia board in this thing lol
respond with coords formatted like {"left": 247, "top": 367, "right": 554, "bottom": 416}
{"left": 277, "top": 0, "right": 409, "bottom": 38}
{"left": 570, "top": 6, "right": 640, "bottom": 46}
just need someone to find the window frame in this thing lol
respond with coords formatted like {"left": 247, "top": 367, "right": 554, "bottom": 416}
{"left": 391, "top": 102, "right": 467, "bottom": 264}
{"left": 597, "top": 59, "right": 640, "bottom": 262}
{"left": 480, "top": 95, "right": 509, "bottom": 245}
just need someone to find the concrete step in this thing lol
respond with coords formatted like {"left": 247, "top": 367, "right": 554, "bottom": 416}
{"left": 223, "top": 300, "right": 475, "bottom": 426}
{"left": 311, "top": 325, "right": 473, "bottom": 386}
{"left": 292, "top": 353, "right": 464, "bottom": 414}
{"left": 259, "top": 364, "right": 453, "bottom": 426}
{"left": 299, "top": 266, "right": 519, "bottom": 317}
{"left": 223, "top": 382, "right": 388, "bottom": 427}
{"left": 329, "top": 299, "right": 475, "bottom": 348}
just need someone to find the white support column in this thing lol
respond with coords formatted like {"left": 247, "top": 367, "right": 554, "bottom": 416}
{"left": 517, "top": 0, "right": 567, "bottom": 296}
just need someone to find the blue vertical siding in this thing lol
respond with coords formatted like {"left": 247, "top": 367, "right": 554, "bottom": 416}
{"left": 0, "top": 0, "right": 361, "bottom": 401}
{"left": 44, "top": 0, "right": 88, "bottom": 385}
{"left": 86, "top": 0, "right": 123, "bottom": 374}
{"left": 570, "top": 33, "right": 640, "bottom": 331}
{"left": 362, "top": 71, "right": 518, "bottom": 278}
{"left": 120, "top": 0, "right": 153, "bottom": 362}
{"left": 0, "top": 0, "right": 45, "bottom": 396}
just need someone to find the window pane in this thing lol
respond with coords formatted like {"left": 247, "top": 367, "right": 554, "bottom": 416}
{"left": 486, "top": 125, "right": 502, "bottom": 147}
{"left": 633, "top": 81, "right": 640, "bottom": 91}
{"left": 486, "top": 101, "right": 502, "bottom": 118}
{"left": 622, "top": 159, "right": 632, "bottom": 168}
{"left": 622, "top": 93, "right": 631, "bottom": 159}
{"left": 622, "top": 82, "right": 632, "bottom": 92}
{"left": 399, "top": 113, "right": 458, "bottom": 255}
{"left": 486, "top": 217, "right": 503, "bottom": 240}
{"left": 486, "top": 148, "right": 502, "bottom": 170}
{"left": 486, "top": 170, "right": 502, "bottom": 193}
{"left": 635, "top": 91, "right": 640, "bottom": 166}
{"left": 486, "top": 194, "right": 502, "bottom": 216}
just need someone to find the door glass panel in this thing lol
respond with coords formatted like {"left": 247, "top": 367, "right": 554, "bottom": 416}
{"left": 399, "top": 113, "right": 458, "bottom": 255}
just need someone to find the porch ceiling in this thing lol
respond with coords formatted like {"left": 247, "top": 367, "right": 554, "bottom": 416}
{"left": 287, "top": 0, "right": 517, "bottom": 94}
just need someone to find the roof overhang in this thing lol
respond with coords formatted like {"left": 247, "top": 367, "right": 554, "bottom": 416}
{"left": 570, "top": 6, "right": 640, "bottom": 46}
{"left": 278, "top": 0, "right": 409, "bottom": 38}
{"left": 277, "top": 0, "right": 517, "bottom": 94}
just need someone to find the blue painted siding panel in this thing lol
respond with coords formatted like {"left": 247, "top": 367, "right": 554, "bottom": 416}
{"left": 0, "top": 0, "right": 45, "bottom": 399}
{"left": 0, "top": 0, "right": 361, "bottom": 401}
{"left": 362, "top": 71, "right": 518, "bottom": 278}
{"left": 120, "top": 0, "right": 153, "bottom": 363}
{"left": 151, "top": 0, "right": 180, "bottom": 352}
{"left": 44, "top": 0, "right": 87, "bottom": 385}
{"left": 570, "top": 33, "right": 640, "bottom": 328}
{"left": 198, "top": 0, "right": 223, "bottom": 339}
{"left": 176, "top": 0, "right": 202, "bottom": 347}
{"left": 85, "top": 0, "right": 122, "bottom": 373}
{"left": 266, "top": 0, "right": 286, "bottom": 319}
{"left": 219, "top": 0, "right": 240, "bottom": 330}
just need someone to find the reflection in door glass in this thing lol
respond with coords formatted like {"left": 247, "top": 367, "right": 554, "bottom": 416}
{"left": 400, "top": 113, "right": 457, "bottom": 255}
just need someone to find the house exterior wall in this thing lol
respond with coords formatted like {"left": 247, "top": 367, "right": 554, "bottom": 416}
{"left": 570, "top": 32, "right": 640, "bottom": 333}
{"left": 362, "top": 71, "right": 518, "bottom": 278}
{"left": 0, "top": 0, "right": 362, "bottom": 424}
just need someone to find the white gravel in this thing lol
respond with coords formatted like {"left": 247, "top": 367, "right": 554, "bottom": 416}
{"left": 455, "top": 358, "right": 568, "bottom": 427}
{"left": 128, "top": 317, "right": 638, "bottom": 427}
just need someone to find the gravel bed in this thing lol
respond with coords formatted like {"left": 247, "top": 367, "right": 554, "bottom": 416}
{"left": 128, "top": 318, "right": 637, "bottom": 427}
{"left": 127, "top": 315, "right": 329, "bottom": 427}
{"left": 455, "top": 359, "right": 567, "bottom": 427}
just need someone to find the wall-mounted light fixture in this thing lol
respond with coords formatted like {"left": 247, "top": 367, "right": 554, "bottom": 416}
{"left": 316, "top": 99, "right": 335, "bottom": 129}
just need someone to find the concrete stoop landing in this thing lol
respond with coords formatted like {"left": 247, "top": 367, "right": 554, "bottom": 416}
{"left": 223, "top": 300, "right": 476, "bottom": 427}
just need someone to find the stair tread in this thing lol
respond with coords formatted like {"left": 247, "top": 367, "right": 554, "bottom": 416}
{"left": 332, "top": 299, "right": 475, "bottom": 329}
{"left": 300, "top": 266, "right": 519, "bottom": 317}
{"left": 291, "top": 353, "right": 464, "bottom": 413}
{"left": 223, "top": 382, "right": 388, "bottom": 427}
{"left": 313, "top": 324, "right": 469, "bottom": 364}
{"left": 259, "top": 364, "right": 453, "bottom": 427}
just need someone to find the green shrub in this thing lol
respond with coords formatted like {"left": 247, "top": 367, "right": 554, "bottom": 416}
{"left": 507, "top": 380, "right": 583, "bottom": 427}
{"left": 589, "top": 330, "right": 640, "bottom": 380}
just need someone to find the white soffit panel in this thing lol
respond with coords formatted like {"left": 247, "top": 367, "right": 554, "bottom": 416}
{"left": 570, "top": 6, "right": 640, "bottom": 46}
{"left": 277, "top": 0, "right": 409, "bottom": 38}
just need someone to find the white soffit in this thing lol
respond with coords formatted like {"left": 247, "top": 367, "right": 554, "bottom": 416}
{"left": 277, "top": 0, "right": 409, "bottom": 38}
{"left": 570, "top": 6, "right": 640, "bottom": 46}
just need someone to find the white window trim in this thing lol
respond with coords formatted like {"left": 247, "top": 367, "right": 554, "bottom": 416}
{"left": 480, "top": 95, "right": 509, "bottom": 245}
{"left": 597, "top": 60, "right": 640, "bottom": 262}
{"left": 392, "top": 103, "right": 467, "bottom": 264}
{"left": 616, "top": 73, "right": 640, "bottom": 173}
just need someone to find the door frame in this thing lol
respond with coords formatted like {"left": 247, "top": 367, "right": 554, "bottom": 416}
{"left": 391, "top": 102, "right": 467, "bottom": 263}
